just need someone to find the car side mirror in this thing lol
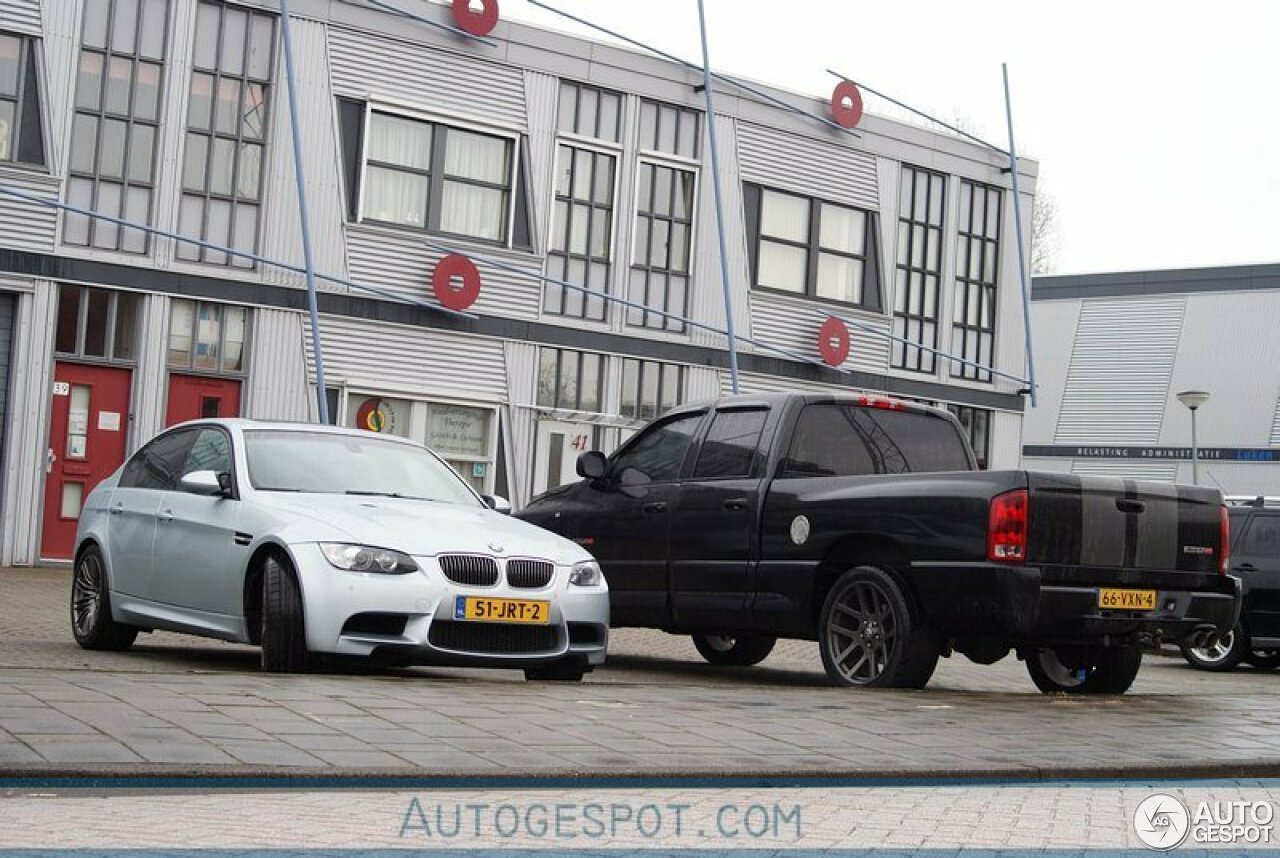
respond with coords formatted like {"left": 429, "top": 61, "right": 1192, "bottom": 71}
{"left": 576, "top": 451, "right": 607, "bottom": 480}
{"left": 181, "top": 470, "right": 226, "bottom": 497}
{"left": 482, "top": 494, "right": 512, "bottom": 515}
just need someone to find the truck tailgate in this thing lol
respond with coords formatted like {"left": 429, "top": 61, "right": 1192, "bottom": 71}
{"left": 1027, "top": 473, "right": 1222, "bottom": 576}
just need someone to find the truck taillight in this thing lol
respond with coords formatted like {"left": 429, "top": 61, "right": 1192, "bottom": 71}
{"left": 988, "top": 489, "right": 1028, "bottom": 563}
{"left": 1220, "top": 505, "right": 1230, "bottom": 575}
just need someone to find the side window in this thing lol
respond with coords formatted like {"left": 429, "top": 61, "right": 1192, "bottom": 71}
{"left": 611, "top": 414, "right": 702, "bottom": 483}
{"left": 693, "top": 409, "right": 768, "bottom": 480}
{"left": 119, "top": 429, "right": 198, "bottom": 490}
{"left": 783, "top": 405, "right": 873, "bottom": 477}
{"left": 1240, "top": 515, "right": 1280, "bottom": 558}
{"left": 182, "top": 428, "right": 231, "bottom": 478}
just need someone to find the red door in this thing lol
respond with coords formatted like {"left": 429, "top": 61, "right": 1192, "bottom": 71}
{"left": 41, "top": 362, "right": 133, "bottom": 560}
{"left": 165, "top": 373, "right": 242, "bottom": 426}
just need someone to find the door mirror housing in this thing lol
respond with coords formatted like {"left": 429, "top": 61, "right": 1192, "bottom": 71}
{"left": 482, "top": 494, "right": 512, "bottom": 515}
{"left": 181, "top": 470, "right": 226, "bottom": 497}
{"left": 576, "top": 451, "right": 607, "bottom": 480}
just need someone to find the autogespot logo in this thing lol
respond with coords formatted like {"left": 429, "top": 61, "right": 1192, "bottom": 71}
{"left": 1134, "top": 794, "right": 1191, "bottom": 851}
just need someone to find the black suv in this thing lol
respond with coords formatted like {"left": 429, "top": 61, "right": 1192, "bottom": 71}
{"left": 1181, "top": 497, "right": 1280, "bottom": 671}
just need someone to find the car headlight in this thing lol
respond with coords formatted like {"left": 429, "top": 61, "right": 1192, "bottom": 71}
{"left": 320, "top": 543, "right": 419, "bottom": 574}
{"left": 568, "top": 560, "right": 603, "bottom": 587}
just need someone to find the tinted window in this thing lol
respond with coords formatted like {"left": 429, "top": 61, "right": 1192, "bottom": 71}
{"left": 182, "top": 428, "right": 231, "bottom": 477}
{"left": 1241, "top": 515, "right": 1280, "bottom": 558}
{"left": 611, "top": 414, "right": 702, "bottom": 483}
{"left": 119, "top": 429, "right": 198, "bottom": 490}
{"left": 784, "top": 405, "right": 970, "bottom": 477}
{"left": 693, "top": 409, "right": 768, "bottom": 479}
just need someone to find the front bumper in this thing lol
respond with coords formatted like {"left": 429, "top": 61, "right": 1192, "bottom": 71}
{"left": 910, "top": 561, "right": 1241, "bottom": 646}
{"left": 289, "top": 543, "right": 609, "bottom": 667}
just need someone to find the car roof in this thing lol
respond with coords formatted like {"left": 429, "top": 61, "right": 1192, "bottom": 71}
{"left": 165, "top": 418, "right": 420, "bottom": 446}
{"left": 664, "top": 391, "right": 955, "bottom": 421}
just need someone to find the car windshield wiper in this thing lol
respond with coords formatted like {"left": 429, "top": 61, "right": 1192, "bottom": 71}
{"left": 344, "top": 490, "right": 436, "bottom": 501}
{"left": 255, "top": 486, "right": 306, "bottom": 492}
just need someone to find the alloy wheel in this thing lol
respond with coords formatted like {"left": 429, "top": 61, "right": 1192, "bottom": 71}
{"left": 71, "top": 552, "right": 103, "bottom": 638}
{"left": 825, "top": 580, "right": 897, "bottom": 684}
{"left": 1188, "top": 629, "right": 1236, "bottom": 666}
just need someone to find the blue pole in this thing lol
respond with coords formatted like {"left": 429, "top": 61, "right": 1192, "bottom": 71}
{"left": 278, "top": 0, "right": 329, "bottom": 424}
{"left": 694, "top": 0, "right": 740, "bottom": 394}
{"left": 1002, "top": 63, "right": 1038, "bottom": 407}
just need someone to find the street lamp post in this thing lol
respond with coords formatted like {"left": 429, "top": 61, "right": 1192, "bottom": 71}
{"left": 1176, "top": 390, "right": 1211, "bottom": 485}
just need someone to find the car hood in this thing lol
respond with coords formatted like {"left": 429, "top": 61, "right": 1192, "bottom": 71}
{"left": 252, "top": 492, "right": 591, "bottom": 563}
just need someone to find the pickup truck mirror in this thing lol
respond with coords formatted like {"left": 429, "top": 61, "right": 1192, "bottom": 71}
{"left": 576, "top": 451, "right": 607, "bottom": 480}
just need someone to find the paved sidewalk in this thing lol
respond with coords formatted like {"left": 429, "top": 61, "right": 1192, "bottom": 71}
{"left": 3, "top": 566, "right": 1280, "bottom": 781}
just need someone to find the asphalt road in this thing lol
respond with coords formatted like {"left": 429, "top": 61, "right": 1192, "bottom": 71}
{"left": 3, "top": 566, "right": 1280, "bottom": 780}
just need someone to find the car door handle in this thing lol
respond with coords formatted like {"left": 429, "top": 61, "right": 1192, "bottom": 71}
{"left": 1115, "top": 499, "right": 1145, "bottom": 514}
{"left": 158, "top": 509, "right": 174, "bottom": 523}
{"left": 642, "top": 501, "right": 667, "bottom": 514}
{"left": 723, "top": 498, "right": 749, "bottom": 511}
{"left": 1237, "top": 563, "right": 1256, "bottom": 572}
{"left": 110, "top": 503, "right": 124, "bottom": 516}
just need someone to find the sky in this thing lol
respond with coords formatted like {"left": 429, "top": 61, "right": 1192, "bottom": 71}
{"left": 500, "top": 0, "right": 1280, "bottom": 276}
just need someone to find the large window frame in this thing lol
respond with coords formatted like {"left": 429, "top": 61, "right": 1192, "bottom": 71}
{"left": 950, "top": 180, "right": 1003, "bottom": 382}
{"left": 543, "top": 136, "right": 621, "bottom": 321}
{"left": 355, "top": 102, "right": 523, "bottom": 248}
{"left": 0, "top": 31, "right": 46, "bottom": 168}
{"left": 537, "top": 348, "right": 605, "bottom": 414}
{"left": 619, "top": 357, "right": 684, "bottom": 421}
{"left": 53, "top": 284, "right": 141, "bottom": 364}
{"left": 626, "top": 154, "right": 699, "bottom": 332}
{"left": 745, "top": 183, "right": 883, "bottom": 313}
{"left": 892, "top": 166, "right": 946, "bottom": 373}
{"left": 166, "top": 298, "right": 250, "bottom": 376}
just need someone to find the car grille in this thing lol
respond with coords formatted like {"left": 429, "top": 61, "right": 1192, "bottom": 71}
{"left": 506, "top": 559, "right": 554, "bottom": 589}
{"left": 438, "top": 555, "right": 499, "bottom": 586}
{"left": 428, "top": 620, "right": 559, "bottom": 654}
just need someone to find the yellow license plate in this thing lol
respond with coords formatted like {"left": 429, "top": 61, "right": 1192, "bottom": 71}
{"left": 1098, "top": 588, "right": 1157, "bottom": 611}
{"left": 454, "top": 596, "right": 549, "bottom": 625}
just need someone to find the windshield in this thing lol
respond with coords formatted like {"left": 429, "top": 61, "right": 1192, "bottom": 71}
{"left": 244, "top": 430, "right": 482, "bottom": 506}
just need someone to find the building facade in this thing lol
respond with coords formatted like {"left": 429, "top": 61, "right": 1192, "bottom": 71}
{"left": 0, "top": 0, "right": 1035, "bottom": 566}
{"left": 1024, "top": 264, "right": 1280, "bottom": 494}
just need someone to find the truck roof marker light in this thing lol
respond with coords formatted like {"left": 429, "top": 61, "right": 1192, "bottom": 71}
{"left": 856, "top": 395, "right": 906, "bottom": 411}
{"left": 988, "top": 489, "right": 1028, "bottom": 563}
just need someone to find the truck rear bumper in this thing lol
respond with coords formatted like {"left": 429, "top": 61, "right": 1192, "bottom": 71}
{"left": 910, "top": 562, "right": 1241, "bottom": 646}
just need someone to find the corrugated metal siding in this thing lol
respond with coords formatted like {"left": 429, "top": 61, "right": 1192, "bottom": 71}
{"left": 328, "top": 25, "right": 526, "bottom": 129}
{"left": 1272, "top": 397, "right": 1280, "bottom": 447}
{"left": 246, "top": 308, "right": 312, "bottom": 422}
{"left": 721, "top": 370, "right": 851, "bottom": 397}
{"left": 150, "top": 0, "right": 196, "bottom": 268}
{"left": 523, "top": 70, "right": 557, "bottom": 256}
{"left": 1070, "top": 460, "right": 1178, "bottom": 482}
{"left": 736, "top": 121, "right": 878, "bottom": 210}
{"left": 260, "top": 18, "right": 348, "bottom": 289}
{"left": 690, "top": 115, "right": 751, "bottom": 348}
{"left": 503, "top": 340, "right": 538, "bottom": 507}
{"left": 130, "top": 293, "right": 169, "bottom": 447}
{"left": 749, "top": 292, "right": 890, "bottom": 374}
{"left": 41, "top": 0, "right": 81, "bottom": 172}
{"left": 0, "top": 293, "right": 13, "bottom": 458}
{"left": 1, "top": 0, "right": 41, "bottom": 34}
{"left": 1054, "top": 298, "right": 1186, "bottom": 444}
{"left": 311, "top": 314, "right": 508, "bottom": 402}
{"left": 345, "top": 225, "right": 542, "bottom": 319}
{"left": 0, "top": 173, "right": 58, "bottom": 252}
{"left": 685, "top": 366, "right": 720, "bottom": 402}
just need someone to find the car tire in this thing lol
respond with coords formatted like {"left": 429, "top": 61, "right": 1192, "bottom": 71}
{"left": 70, "top": 544, "right": 138, "bottom": 651}
{"left": 260, "top": 553, "right": 313, "bottom": 674}
{"left": 691, "top": 634, "right": 777, "bottom": 666}
{"left": 1026, "top": 645, "right": 1143, "bottom": 694}
{"left": 1179, "top": 621, "right": 1247, "bottom": 672}
{"left": 524, "top": 662, "right": 587, "bottom": 682}
{"left": 1246, "top": 650, "right": 1280, "bottom": 670}
{"left": 818, "top": 566, "right": 939, "bottom": 689}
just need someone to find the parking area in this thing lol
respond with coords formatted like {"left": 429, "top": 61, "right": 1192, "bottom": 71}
{"left": 3, "top": 565, "right": 1280, "bottom": 779}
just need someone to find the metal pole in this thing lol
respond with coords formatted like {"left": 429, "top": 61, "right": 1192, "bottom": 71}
{"left": 694, "top": 0, "right": 740, "bottom": 394}
{"left": 279, "top": 0, "right": 329, "bottom": 424}
{"left": 1002, "top": 63, "right": 1038, "bottom": 408}
{"left": 1191, "top": 407, "right": 1200, "bottom": 485}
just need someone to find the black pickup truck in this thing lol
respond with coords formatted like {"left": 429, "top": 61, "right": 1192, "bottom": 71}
{"left": 517, "top": 392, "right": 1240, "bottom": 693}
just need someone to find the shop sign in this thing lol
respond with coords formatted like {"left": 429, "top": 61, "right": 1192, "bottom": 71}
{"left": 428, "top": 405, "right": 490, "bottom": 458}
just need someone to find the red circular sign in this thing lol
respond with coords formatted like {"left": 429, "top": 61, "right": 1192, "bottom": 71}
{"left": 831, "top": 80, "right": 863, "bottom": 129}
{"left": 432, "top": 254, "right": 482, "bottom": 311}
{"left": 355, "top": 398, "right": 388, "bottom": 432}
{"left": 818, "top": 317, "right": 850, "bottom": 367}
{"left": 453, "top": 0, "right": 499, "bottom": 36}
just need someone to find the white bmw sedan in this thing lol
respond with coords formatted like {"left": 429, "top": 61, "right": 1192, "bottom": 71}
{"left": 70, "top": 420, "right": 609, "bottom": 680}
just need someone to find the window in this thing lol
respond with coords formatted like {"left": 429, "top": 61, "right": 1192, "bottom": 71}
{"left": 53, "top": 285, "right": 140, "bottom": 362}
{"left": 693, "top": 409, "right": 767, "bottom": 479}
{"left": 1241, "top": 515, "right": 1280, "bottom": 557}
{"left": 167, "top": 298, "right": 249, "bottom": 374}
{"left": 544, "top": 142, "right": 616, "bottom": 320}
{"left": 892, "top": 166, "right": 946, "bottom": 373}
{"left": 637, "top": 99, "right": 700, "bottom": 160}
{"left": 628, "top": 160, "right": 695, "bottom": 331}
{"left": 611, "top": 413, "right": 702, "bottom": 483}
{"left": 0, "top": 32, "right": 46, "bottom": 167}
{"left": 176, "top": 1, "right": 274, "bottom": 267}
{"left": 944, "top": 403, "right": 990, "bottom": 469}
{"left": 537, "top": 348, "right": 603, "bottom": 413}
{"left": 183, "top": 427, "right": 232, "bottom": 476}
{"left": 63, "top": 0, "right": 167, "bottom": 252}
{"left": 951, "top": 180, "right": 1002, "bottom": 381}
{"left": 120, "top": 428, "right": 197, "bottom": 490}
{"left": 620, "top": 358, "right": 684, "bottom": 421}
{"left": 745, "top": 184, "right": 883, "bottom": 311}
{"left": 557, "top": 81, "right": 623, "bottom": 144}
{"left": 783, "top": 404, "right": 971, "bottom": 477}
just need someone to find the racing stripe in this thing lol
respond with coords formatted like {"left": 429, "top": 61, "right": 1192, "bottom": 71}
{"left": 1077, "top": 474, "right": 1125, "bottom": 568}
{"left": 1133, "top": 478, "right": 1178, "bottom": 571}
